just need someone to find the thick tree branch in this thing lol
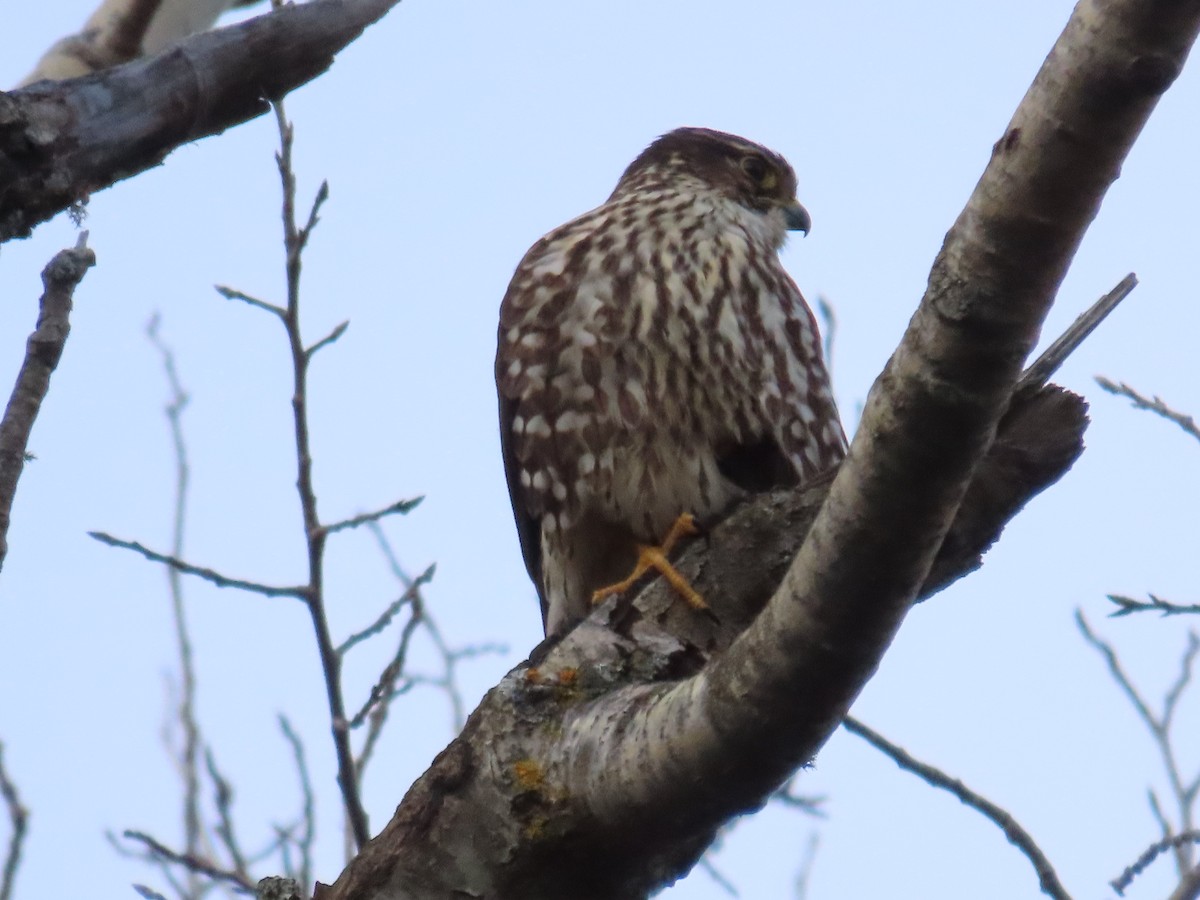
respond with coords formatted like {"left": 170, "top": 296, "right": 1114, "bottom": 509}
{"left": 318, "top": 2, "right": 1199, "bottom": 897}
{"left": 0, "top": 0, "right": 401, "bottom": 243}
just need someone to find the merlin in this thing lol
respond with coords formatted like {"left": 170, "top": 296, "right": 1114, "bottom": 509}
{"left": 496, "top": 127, "right": 847, "bottom": 637}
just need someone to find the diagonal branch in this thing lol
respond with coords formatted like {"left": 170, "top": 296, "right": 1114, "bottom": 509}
{"left": 88, "top": 531, "right": 308, "bottom": 599}
{"left": 0, "top": 0, "right": 402, "bottom": 243}
{"left": 320, "top": 3, "right": 1200, "bottom": 897}
{"left": 844, "top": 717, "right": 1071, "bottom": 900}
{"left": 0, "top": 234, "right": 95, "bottom": 574}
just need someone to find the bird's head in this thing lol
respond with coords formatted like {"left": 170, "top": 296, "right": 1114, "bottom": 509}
{"left": 613, "top": 127, "right": 811, "bottom": 242}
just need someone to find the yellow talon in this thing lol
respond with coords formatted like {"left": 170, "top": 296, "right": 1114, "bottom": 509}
{"left": 591, "top": 513, "right": 707, "bottom": 610}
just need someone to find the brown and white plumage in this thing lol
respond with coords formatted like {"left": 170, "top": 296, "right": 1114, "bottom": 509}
{"left": 496, "top": 127, "right": 847, "bottom": 636}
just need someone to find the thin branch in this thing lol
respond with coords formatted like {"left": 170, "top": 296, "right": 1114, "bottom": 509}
{"left": 1095, "top": 377, "right": 1200, "bottom": 444}
{"left": 121, "top": 830, "right": 256, "bottom": 894}
{"left": 88, "top": 532, "right": 308, "bottom": 599}
{"left": 348, "top": 610, "right": 424, "bottom": 730}
{"left": 1075, "top": 611, "right": 1158, "bottom": 733}
{"left": 0, "top": 743, "right": 28, "bottom": 900}
{"left": 1164, "top": 633, "right": 1200, "bottom": 733}
{"left": 843, "top": 717, "right": 1071, "bottom": 900}
{"left": 145, "top": 315, "right": 202, "bottom": 883}
{"left": 296, "top": 180, "right": 330, "bottom": 253}
{"left": 368, "top": 522, "right": 501, "bottom": 730}
{"left": 0, "top": 234, "right": 95, "bottom": 573}
{"left": 792, "top": 832, "right": 820, "bottom": 900}
{"left": 216, "top": 285, "right": 287, "bottom": 319}
{"left": 698, "top": 857, "right": 739, "bottom": 897}
{"left": 772, "top": 776, "right": 828, "bottom": 818}
{"left": 270, "top": 97, "right": 369, "bottom": 851}
{"left": 1111, "top": 831, "right": 1200, "bottom": 896}
{"left": 338, "top": 564, "right": 435, "bottom": 656}
{"left": 1015, "top": 274, "right": 1137, "bottom": 395}
{"left": 305, "top": 320, "right": 349, "bottom": 360}
{"left": 1077, "top": 612, "right": 1198, "bottom": 873}
{"left": 1109, "top": 594, "right": 1200, "bottom": 618}
{"left": 324, "top": 496, "right": 422, "bottom": 537}
{"left": 278, "top": 716, "right": 314, "bottom": 894}
{"left": 205, "top": 747, "right": 251, "bottom": 883}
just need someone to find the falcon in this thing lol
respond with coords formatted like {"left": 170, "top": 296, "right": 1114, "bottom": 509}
{"left": 496, "top": 127, "right": 847, "bottom": 637}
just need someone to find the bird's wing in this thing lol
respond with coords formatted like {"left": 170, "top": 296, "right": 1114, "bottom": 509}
{"left": 496, "top": 346, "right": 548, "bottom": 627}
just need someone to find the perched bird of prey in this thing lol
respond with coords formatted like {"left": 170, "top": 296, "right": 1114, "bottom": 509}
{"left": 496, "top": 127, "right": 847, "bottom": 637}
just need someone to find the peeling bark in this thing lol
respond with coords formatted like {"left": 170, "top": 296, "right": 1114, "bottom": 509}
{"left": 317, "top": 0, "right": 1200, "bottom": 897}
{"left": 0, "top": 0, "right": 400, "bottom": 243}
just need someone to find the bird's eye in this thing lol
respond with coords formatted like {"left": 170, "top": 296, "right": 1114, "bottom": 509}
{"left": 740, "top": 155, "right": 769, "bottom": 183}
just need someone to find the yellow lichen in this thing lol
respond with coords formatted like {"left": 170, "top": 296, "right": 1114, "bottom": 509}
{"left": 513, "top": 758, "right": 544, "bottom": 790}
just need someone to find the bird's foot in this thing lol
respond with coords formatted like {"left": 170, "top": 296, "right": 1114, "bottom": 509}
{"left": 591, "top": 513, "right": 707, "bottom": 610}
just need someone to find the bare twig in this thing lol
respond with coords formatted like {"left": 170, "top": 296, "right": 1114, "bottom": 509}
{"left": 0, "top": 234, "right": 95, "bottom": 573}
{"left": 269, "top": 98, "right": 369, "bottom": 851}
{"left": 792, "top": 832, "right": 820, "bottom": 900}
{"left": 121, "top": 829, "right": 256, "bottom": 893}
{"left": 1015, "top": 274, "right": 1137, "bottom": 395}
{"left": 1109, "top": 594, "right": 1200, "bottom": 618}
{"left": 296, "top": 180, "right": 330, "bottom": 253}
{"left": 278, "top": 716, "right": 314, "bottom": 894}
{"left": 698, "top": 857, "right": 738, "bottom": 897}
{"left": 843, "top": 717, "right": 1071, "bottom": 900}
{"left": 1095, "top": 377, "right": 1200, "bottom": 444}
{"left": 324, "top": 496, "right": 422, "bottom": 536}
{"left": 349, "top": 609, "right": 425, "bottom": 730}
{"left": 1111, "top": 831, "right": 1200, "bottom": 896}
{"left": 367, "top": 522, "right": 504, "bottom": 730}
{"left": 216, "top": 285, "right": 287, "bottom": 319}
{"left": 145, "top": 315, "right": 203, "bottom": 886}
{"left": 306, "top": 320, "right": 349, "bottom": 360}
{"left": 205, "top": 747, "right": 251, "bottom": 882}
{"left": 0, "top": 743, "right": 28, "bottom": 900}
{"left": 1077, "top": 612, "right": 1199, "bottom": 874}
{"left": 338, "top": 564, "right": 435, "bottom": 656}
{"left": 772, "top": 776, "right": 827, "bottom": 818}
{"left": 88, "top": 532, "right": 308, "bottom": 599}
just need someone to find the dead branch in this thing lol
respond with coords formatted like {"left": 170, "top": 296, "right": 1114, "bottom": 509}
{"left": 0, "top": 233, "right": 95, "bottom": 573}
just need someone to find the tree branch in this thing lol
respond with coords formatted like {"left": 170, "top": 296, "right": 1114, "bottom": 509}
{"left": 0, "top": 0, "right": 401, "bottom": 243}
{"left": 0, "top": 743, "right": 28, "bottom": 900}
{"left": 843, "top": 717, "right": 1071, "bottom": 900}
{"left": 0, "top": 234, "right": 95, "bottom": 573}
{"left": 316, "top": 2, "right": 1199, "bottom": 896}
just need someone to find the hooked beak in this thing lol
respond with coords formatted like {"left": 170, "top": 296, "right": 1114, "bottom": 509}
{"left": 783, "top": 201, "right": 811, "bottom": 235}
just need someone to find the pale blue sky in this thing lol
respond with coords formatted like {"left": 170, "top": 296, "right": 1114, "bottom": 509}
{"left": 1, "top": 2, "right": 1198, "bottom": 898}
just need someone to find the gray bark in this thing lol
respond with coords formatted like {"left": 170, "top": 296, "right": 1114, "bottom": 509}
{"left": 316, "top": 1, "right": 1200, "bottom": 897}
{"left": 0, "top": 0, "right": 400, "bottom": 244}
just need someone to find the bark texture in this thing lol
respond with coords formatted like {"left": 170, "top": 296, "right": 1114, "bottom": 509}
{"left": 318, "top": 0, "right": 1200, "bottom": 897}
{"left": 0, "top": 0, "right": 400, "bottom": 243}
